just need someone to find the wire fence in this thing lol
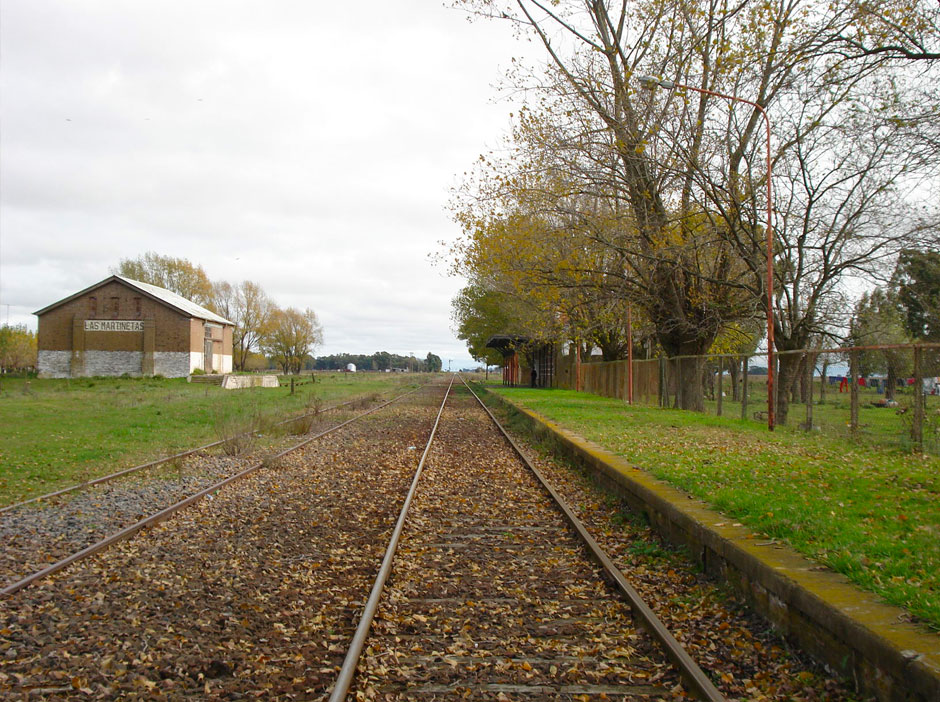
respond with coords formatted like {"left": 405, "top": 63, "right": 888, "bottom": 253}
{"left": 555, "top": 343, "right": 940, "bottom": 454}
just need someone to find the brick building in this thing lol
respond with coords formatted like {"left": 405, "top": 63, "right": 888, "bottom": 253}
{"left": 35, "top": 275, "right": 234, "bottom": 378}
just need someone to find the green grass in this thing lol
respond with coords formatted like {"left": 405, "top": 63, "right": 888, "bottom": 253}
{"left": 697, "top": 381, "right": 940, "bottom": 453}
{"left": 0, "top": 372, "right": 421, "bottom": 506}
{"left": 488, "top": 385, "right": 940, "bottom": 632}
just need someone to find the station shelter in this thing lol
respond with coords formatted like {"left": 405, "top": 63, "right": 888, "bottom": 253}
{"left": 485, "top": 335, "right": 555, "bottom": 388}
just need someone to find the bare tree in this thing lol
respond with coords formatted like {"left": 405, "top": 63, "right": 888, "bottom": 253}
{"left": 230, "top": 281, "right": 273, "bottom": 372}
{"left": 455, "top": 0, "right": 940, "bottom": 421}
{"left": 263, "top": 307, "right": 323, "bottom": 374}
{"left": 112, "top": 252, "right": 213, "bottom": 306}
{"left": 209, "top": 280, "right": 236, "bottom": 321}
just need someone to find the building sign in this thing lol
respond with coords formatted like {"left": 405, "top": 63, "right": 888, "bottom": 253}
{"left": 84, "top": 320, "right": 145, "bottom": 332}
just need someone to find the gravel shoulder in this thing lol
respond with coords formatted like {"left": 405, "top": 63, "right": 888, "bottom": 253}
{"left": 0, "top": 405, "right": 375, "bottom": 589}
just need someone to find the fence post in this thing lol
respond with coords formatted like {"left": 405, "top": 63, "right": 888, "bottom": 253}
{"left": 804, "top": 351, "right": 813, "bottom": 431}
{"left": 658, "top": 356, "right": 666, "bottom": 408}
{"left": 741, "top": 355, "right": 749, "bottom": 420}
{"left": 913, "top": 345, "right": 924, "bottom": 452}
{"left": 716, "top": 357, "right": 723, "bottom": 417}
{"left": 627, "top": 307, "right": 634, "bottom": 405}
{"left": 850, "top": 350, "right": 859, "bottom": 434}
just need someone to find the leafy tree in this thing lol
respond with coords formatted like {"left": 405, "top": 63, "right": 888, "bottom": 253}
{"left": 242, "top": 351, "right": 270, "bottom": 372}
{"left": 0, "top": 324, "right": 37, "bottom": 372}
{"left": 263, "top": 307, "right": 323, "bottom": 374}
{"left": 425, "top": 353, "right": 443, "bottom": 372}
{"left": 893, "top": 248, "right": 940, "bottom": 341}
{"left": 454, "top": 0, "right": 940, "bottom": 422}
{"left": 373, "top": 351, "right": 392, "bottom": 371}
{"left": 112, "top": 252, "right": 213, "bottom": 306}
{"left": 850, "top": 288, "right": 913, "bottom": 399}
{"left": 451, "top": 284, "right": 524, "bottom": 368}
{"left": 450, "top": 1, "right": 784, "bottom": 409}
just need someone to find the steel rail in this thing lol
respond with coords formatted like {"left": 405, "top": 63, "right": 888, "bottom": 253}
{"left": 1, "top": 384, "right": 430, "bottom": 597}
{"left": 327, "top": 375, "right": 456, "bottom": 702}
{"left": 461, "top": 377, "right": 726, "bottom": 702}
{"left": 0, "top": 389, "right": 408, "bottom": 515}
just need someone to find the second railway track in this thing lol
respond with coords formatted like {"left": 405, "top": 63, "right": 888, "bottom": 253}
{"left": 0, "top": 389, "right": 418, "bottom": 593}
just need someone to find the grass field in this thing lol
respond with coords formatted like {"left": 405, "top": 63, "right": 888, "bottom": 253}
{"left": 697, "top": 381, "right": 940, "bottom": 454}
{"left": 487, "top": 385, "right": 940, "bottom": 633}
{"left": 0, "top": 372, "right": 423, "bottom": 506}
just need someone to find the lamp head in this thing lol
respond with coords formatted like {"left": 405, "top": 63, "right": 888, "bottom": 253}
{"left": 637, "top": 75, "right": 675, "bottom": 90}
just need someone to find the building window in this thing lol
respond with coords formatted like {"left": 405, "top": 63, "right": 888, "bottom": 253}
{"left": 134, "top": 297, "right": 142, "bottom": 318}
{"left": 111, "top": 296, "right": 120, "bottom": 318}
{"left": 88, "top": 296, "right": 97, "bottom": 317}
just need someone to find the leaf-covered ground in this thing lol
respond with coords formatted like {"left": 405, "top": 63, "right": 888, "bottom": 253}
{"left": 0, "top": 405, "right": 371, "bottom": 590}
{"left": 354, "top": 388, "right": 679, "bottom": 699}
{"left": 0, "top": 383, "right": 860, "bottom": 700}
{"left": 0, "top": 386, "right": 446, "bottom": 699}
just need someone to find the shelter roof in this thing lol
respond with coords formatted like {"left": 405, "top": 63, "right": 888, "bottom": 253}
{"left": 486, "top": 335, "right": 551, "bottom": 357}
{"left": 485, "top": 335, "right": 530, "bottom": 352}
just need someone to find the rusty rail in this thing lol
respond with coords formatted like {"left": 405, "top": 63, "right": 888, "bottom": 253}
{"left": 328, "top": 375, "right": 455, "bottom": 702}
{"left": 461, "top": 376, "right": 726, "bottom": 702}
{"left": 327, "top": 375, "right": 722, "bottom": 701}
{"left": 1, "top": 385, "right": 428, "bottom": 597}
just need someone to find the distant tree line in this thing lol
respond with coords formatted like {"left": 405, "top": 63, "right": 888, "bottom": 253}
{"left": 314, "top": 352, "right": 443, "bottom": 372}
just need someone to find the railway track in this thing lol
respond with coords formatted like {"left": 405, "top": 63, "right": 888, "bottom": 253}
{"left": 0, "top": 386, "right": 423, "bottom": 595}
{"left": 0, "top": 377, "right": 856, "bottom": 700}
{"left": 329, "top": 377, "right": 723, "bottom": 701}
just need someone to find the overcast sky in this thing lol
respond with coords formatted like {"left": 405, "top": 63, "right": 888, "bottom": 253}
{"left": 0, "top": 1, "right": 532, "bottom": 368}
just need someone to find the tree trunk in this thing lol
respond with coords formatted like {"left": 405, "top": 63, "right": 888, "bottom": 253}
{"left": 791, "top": 355, "right": 805, "bottom": 403}
{"left": 729, "top": 358, "right": 741, "bottom": 401}
{"left": 799, "top": 355, "right": 809, "bottom": 403}
{"left": 677, "top": 355, "right": 707, "bottom": 411}
{"left": 886, "top": 363, "right": 897, "bottom": 401}
{"left": 658, "top": 331, "right": 715, "bottom": 411}
{"left": 704, "top": 362, "right": 716, "bottom": 401}
{"left": 775, "top": 354, "right": 804, "bottom": 425}
{"left": 819, "top": 357, "right": 830, "bottom": 404}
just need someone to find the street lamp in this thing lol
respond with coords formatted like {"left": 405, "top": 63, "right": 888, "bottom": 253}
{"left": 637, "top": 75, "right": 775, "bottom": 430}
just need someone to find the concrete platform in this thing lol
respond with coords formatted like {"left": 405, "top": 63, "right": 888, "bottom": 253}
{"left": 483, "top": 389, "right": 940, "bottom": 702}
{"left": 221, "top": 374, "right": 279, "bottom": 389}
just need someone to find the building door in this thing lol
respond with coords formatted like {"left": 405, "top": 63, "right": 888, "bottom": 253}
{"left": 204, "top": 338, "right": 214, "bottom": 373}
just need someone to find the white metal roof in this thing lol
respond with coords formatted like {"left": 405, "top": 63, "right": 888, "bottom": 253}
{"left": 116, "top": 276, "right": 234, "bottom": 325}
